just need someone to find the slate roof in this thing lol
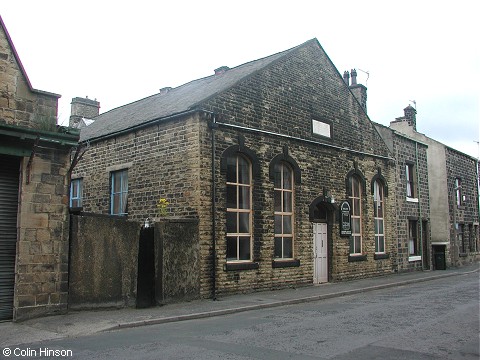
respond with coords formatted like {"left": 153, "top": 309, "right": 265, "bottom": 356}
{"left": 80, "top": 39, "right": 317, "bottom": 142}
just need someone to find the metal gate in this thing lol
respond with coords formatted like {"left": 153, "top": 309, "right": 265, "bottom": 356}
{"left": 0, "top": 155, "right": 20, "bottom": 321}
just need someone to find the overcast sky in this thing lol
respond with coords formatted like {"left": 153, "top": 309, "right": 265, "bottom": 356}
{"left": 2, "top": 0, "right": 479, "bottom": 158}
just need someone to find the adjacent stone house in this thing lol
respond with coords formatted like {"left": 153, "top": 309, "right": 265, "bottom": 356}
{"left": 73, "top": 39, "right": 399, "bottom": 300}
{"left": 375, "top": 108, "right": 431, "bottom": 271}
{"left": 379, "top": 105, "right": 479, "bottom": 269}
{"left": 445, "top": 147, "right": 479, "bottom": 265}
{"left": 0, "top": 16, "right": 79, "bottom": 321}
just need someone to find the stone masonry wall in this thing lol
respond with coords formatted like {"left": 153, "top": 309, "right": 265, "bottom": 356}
{"left": 74, "top": 113, "right": 202, "bottom": 221}
{"left": 391, "top": 134, "right": 430, "bottom": 272}
{"left": 201, "top": 41, "right": 390, "bottom": 159}
{"left": 15, "top": 146, "right": 72, "bottom": 321}
{"left": 445, "top": 147, "right": 479, "bottom": 266}
{"left": 205, "top": 126, "right": 396, "bottom": 297}
{"left": 0, "top": 25, "right": 58, "bottom": 130}
{"left": 197, "top": 39, "right": 397, "bottom": 296}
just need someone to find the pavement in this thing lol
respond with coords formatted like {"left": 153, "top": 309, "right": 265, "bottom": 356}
{"left": 1, "top": 262, "right": 478, "bottom": 348}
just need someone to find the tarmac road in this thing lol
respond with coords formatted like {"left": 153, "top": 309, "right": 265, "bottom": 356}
{"left": 2, "top": 269, "right": 478, "bottom": 359}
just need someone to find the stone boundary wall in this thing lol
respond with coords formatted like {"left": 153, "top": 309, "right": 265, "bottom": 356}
{"left": 69, "top": 213, "right": 140, "bottom": 309}
{"left": 155, "top": 218, "right": 200, "bottom": 304}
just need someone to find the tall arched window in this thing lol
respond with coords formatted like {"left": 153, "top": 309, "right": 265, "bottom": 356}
{"left": 274, "top": 162, "right": 294, "bottom": 259}
{"left": 373, "top": 180, "right": 385, "bottom": 253}
{"left": 226, "top": 154, "right": 252, "bottom": 261}
{"left": 350, "top": 176, "right": 362, "bottom": 255}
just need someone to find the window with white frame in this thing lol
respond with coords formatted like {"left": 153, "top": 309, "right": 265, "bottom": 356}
{"left": 406, "top": 163, "right": 416, "bottom": 198}
{"left": 455, "top": 178, "right": 462, "bottom": 206}
{"left": 226, "top": 155, "right": 252, "bottom": 261}
{"left": 408, "top": 220, "right": 418, "bottom": 255}
{"left": 110, "top": 169, "right": 128, "bottom": 215}
{"left": 349, "top": 176, "right": 362, "bottom": 255}
{"left": 70, "top": 178, "right": 83, "bottom": 208}
{"left": 373, "top": 180, "right": 385, "bottom": 253}
{"left": 274, "top": 162, "right": 294, "bottom": 259}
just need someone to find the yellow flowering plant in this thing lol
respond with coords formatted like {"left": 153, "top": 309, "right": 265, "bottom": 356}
{"left": 157, "top": 198, "right": 169, "bottom": 217}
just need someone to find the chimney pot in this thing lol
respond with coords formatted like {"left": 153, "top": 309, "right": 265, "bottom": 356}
{"left": 343, "top": 71, "right": 350, "bottom": 86}
{"left": 351, "top": 69, "right": 357, "bottom": 85}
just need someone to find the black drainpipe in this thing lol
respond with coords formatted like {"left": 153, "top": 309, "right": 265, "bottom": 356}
{"left": 209, "top": 113, "right": 219, "bottom": 300}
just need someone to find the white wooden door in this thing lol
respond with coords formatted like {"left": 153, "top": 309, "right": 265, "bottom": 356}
{"left": 313, "top": 223, "right": 328, "bottom": 284}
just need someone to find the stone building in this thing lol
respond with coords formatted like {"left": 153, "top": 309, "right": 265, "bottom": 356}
{"left": 0, "top": 16, "right": 79, "bottom": 320}
{"left": 444, "top": 148, "right": 479, "bottom": 265}
{"left": 73, "top": 39, "right": 399, "bottom": 300}
{"left": 374, "top": 109, "right": 431, "bottom": 271}
{"left": 379, "top": 105, "right": 479, "bottom": 269}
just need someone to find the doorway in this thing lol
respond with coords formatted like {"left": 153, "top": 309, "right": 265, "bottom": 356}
{"left": 313, "top": 223, "right": 328, "bottom": 284}
{"left": 136, "top": 227, "right": 155, "bottom": 308}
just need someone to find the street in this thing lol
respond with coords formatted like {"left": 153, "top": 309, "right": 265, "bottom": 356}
{"left": 3, "top": 272, "right": 479, "bottom": 359}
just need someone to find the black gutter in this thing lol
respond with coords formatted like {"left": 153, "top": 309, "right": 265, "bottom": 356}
{"left": 209, "top": 114, "right": 219, "bottom": 301}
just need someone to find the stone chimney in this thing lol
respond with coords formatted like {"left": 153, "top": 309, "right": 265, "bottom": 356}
{"left": 159, "top": 87, "right": 172, "bottom": 95}
{"left": 350, "top": 68, "right": 357, "bottom": 85}
{"left": 403, "top": 105, "right": 417, "bottom": 130}
{"left": 348, "top": 69, "right": 367, "bottom": 112}
{"left": 214, "top": 66, "right": 230, "bottom": 75}
{"left": 391, "top": 105, "right": 418, "bottom": 131}
{"left": 69, "top": 97, "right": 100, "bottom": 128}
{"left": 343, "top": 71, "right": 350, "bottom": 86}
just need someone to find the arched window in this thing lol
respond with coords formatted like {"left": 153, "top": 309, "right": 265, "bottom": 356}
{"left": 274, "top": 162, "right": 294, "bottom": 259}
{"left": 226, "top": 154, "right": 252, "bottom": 261}
{"left": 349, "top": 175, "right": 362, "bottom": 255}
{"left": 373, "top": 180, "right": 385, "bottom": 253}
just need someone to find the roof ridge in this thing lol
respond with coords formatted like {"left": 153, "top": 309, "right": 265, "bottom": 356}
{"left": 80, "top": 38, "right": 320, "bottom": 141}
{"left": 188, "top": 38, "right": 318, "bottom": 110}
{"left": 91, "top": 39, "right": 317, "bottom": 121}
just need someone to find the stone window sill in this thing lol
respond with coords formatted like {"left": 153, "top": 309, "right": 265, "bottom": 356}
{"left": 406, "top": 197, "right": 419, "bottom": 203}
{"left": 374, "top": 253, "right": 390, "bottom": 260}
{"left": 408, "top": 255, "right": 421, "bottom": 262}
{"left": 272, "top": 259, "right": 300, "bottom": 268}
{"left": 348, "top": 254, "right": 367, "bottom": 262}
{"left": 224, "top": 262, "right": 259, "bottom": 271}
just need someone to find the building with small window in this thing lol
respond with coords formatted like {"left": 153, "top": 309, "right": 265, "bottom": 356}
{"left": 72, "top": 39, "right": 399, "bottom": 299}
{"left": 377, "top": 105, "right": 479, "bottom": 269}
{"left": 375, "top": 109, "right": 431, "bottom": 271}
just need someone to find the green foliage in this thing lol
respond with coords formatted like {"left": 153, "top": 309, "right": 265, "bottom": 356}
{"left": 157, "top": 198, "right": 169, "bottom": 217}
